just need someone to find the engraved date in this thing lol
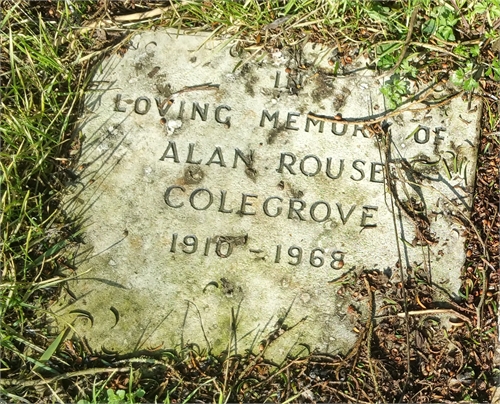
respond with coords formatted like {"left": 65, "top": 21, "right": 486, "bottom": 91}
{"left": 274, "top": 245, "right": 344, "bottom": 269}
{"left": 170, "top": 233, "right": 233, "bottom": 258}
{"left": 170, "top": 233, "right": 345, "bottom": 269}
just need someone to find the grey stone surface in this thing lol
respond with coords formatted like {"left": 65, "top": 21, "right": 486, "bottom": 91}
{"left": 55, "top": 30, "right": 480, "bottom": 358}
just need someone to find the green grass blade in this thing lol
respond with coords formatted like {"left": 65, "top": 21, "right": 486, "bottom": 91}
{"left": 32, "top": 327, "right": 67, "bottom": 373}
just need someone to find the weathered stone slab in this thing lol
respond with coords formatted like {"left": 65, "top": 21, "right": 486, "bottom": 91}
{"left": 55, "top": 30, "right": 480, "bottom": 358}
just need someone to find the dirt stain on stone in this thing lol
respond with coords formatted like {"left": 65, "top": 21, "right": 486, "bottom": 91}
{"left": 333, "top": 86, "right": 352, "bottom": 110}
{"left": 267, "top": 124, "right": 286, "bottom": 145}
{"left": 240, "top": 63, "right": 258, "bottom": 97}
{"left": 147, "top": 66, "right": 161, "bottom": 78}
{"left": 156, "top": 83, "right": 172, "bottom": 98}
{"left": 183, "top": 166, "right": 205, "bottom": 184}
{"left": 244, "top": 75, "right": 258, "bottom": 97}
{"left": 245, "top": 166, "right": 257, "bottom": 181}
{"left": 311, "top": 73, "right": 334, "bottom": 103}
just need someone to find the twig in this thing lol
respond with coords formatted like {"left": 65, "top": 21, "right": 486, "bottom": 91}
{"left": 396, "top": 309, "right": 472, "bottom": 324}
{"left": 476, "top": 258, "right": 491, "bottom": 330}
{"left": 0, "top": 367, "right": 129, "bottom": 387}
{"left": 449, "top": 0, "right": 470, "bottom": 31}
{"left": 307, "top": 90, "right": 463, "bottom": 126}
{"left": 236, "top": 316, "right": 307, "bottom": 382}
{"left": 343, "top": 322, "right": 364, "bottom": 366}
{"left": 454, "top": 208, "right": 491, "bottom": 329}
{"left": 364, "top": 277, "right": 381, "bottom": 401}
{"left": 250, "top": 358, "right": 308, "bottom": 390}
{"left": 334, "top": 387, "right": 372, "bottom": 404}
{"left": 408, "top": 41, "right": 466, "bottom": 59}
{"left": 380, "top": 5, "right": 420, "bottom": 78}
{"left": 113, "top": 358, "right": 165, "bottom": 366}
{"left": 174, "top": 83, "right": 220, "bottom": 96}
{"left": 91, "top": 1, "right": 190, "bottom": 24}
{"left": 113, "top": 7, "right": 171, "bottom": 22}
{"left": 376, "top": 123, "right": 412, "bottom": 399}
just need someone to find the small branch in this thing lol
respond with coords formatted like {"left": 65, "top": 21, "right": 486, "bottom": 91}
{"left": 409, "top": 41, "right": 466, "bottom": 59}
{"left": 0, "top": 367, "right": 130, "bottom": 387}
{"left": 381, "top": 5, "right": 420, "bottom": 78}
{"left": 174, "top": 83, "right": 220, "bottom": 96}
{"left": 307, "top": 90, "right": 463, "bottom": 126}
{"left": 476, "top": 258, "right": 491, "bottom": 330}
{"left": 364, "top": 277, "right": 381, "bottom": 401}
{"left": 113, "top": 7, "right": 171, "bottom": 22}
{"left": 449, "top": 0, "right": 470, "bottom": 31}
{"left": 396, "top": 309, "right": 472, "bottom": 325}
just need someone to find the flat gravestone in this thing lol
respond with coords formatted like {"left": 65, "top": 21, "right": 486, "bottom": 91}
{"left": 56, "top": 30, "right": 480, "bottom": 358}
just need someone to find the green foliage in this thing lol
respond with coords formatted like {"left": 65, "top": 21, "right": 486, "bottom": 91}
{"left": 380, "top": 75, "right": 410, "bottom": 109}
{"left": 472, "top": 0, "right": 500, "bottom": 25}
{"left": 421, "top": 5, "right": 459, "bottom": 41}
{"left": 451, "top": 61, "right": 480, "bottom": 92}
{"left": 32, "top": 328, "right": 67, "bottom": 373}
{"left": 453, "top": 44, "right": 480, "bottom": 58}
{"left": 77, "top": 367, "right": 146, "bottom": 404}
{"left": 366, "top": 2, "right": 407, "bottom": 35}
{"left": 77, "top": 388, "right": 146, "bottom": 404}
{"left": 398, "top": 58, "right": 419, "bottom": 78}
{"left": 375, "top": 43, "right": 400, "bottom": 69}
{"left": 485, "top": 58, "right": 500, "bottom": 81}
{"left": 107, "top": 388, "right": 146, "bottom": 404}
{"left": 1, "top": 0, "right": 87, "bottom": 382}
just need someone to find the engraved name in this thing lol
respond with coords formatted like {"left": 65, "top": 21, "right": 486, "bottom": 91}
{"left": 164, "top": 185, "right": 378, "bottom": 227}
{"left": 159, "top": 141, "right": 384, "bottom": 183}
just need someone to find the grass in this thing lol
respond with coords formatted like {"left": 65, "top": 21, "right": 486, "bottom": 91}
{"left": 1, "top": 0, "right": 499, "bottom": 402}
{"left": 1, "top": 1, "right": 97, "bottom": 399}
